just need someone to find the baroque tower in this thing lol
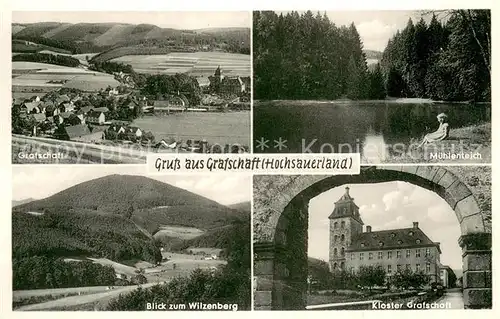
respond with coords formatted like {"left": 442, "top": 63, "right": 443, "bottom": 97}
{"left": 328, "top": 186, "right": 364, "bottom": 272}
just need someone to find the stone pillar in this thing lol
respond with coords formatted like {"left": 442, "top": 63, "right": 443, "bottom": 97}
{"left": 254, "top": 242, "right": 276, "bottom": 310}
{"left": 253, "top": 195, "right": 309, "bottom": 311}
{"left": 459, "top": 233, "right": 492, "bottom": 309}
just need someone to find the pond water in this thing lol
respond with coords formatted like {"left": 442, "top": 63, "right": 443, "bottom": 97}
{"left": 254, "top": 101, "right": 490, "bottom": 161}
{"left": 133, "top": 111, "right": 250, "bottom": 147}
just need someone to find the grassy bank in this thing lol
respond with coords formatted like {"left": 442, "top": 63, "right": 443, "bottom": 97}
{"left": 379, "top": 122, "right": 491, "bottom": 164}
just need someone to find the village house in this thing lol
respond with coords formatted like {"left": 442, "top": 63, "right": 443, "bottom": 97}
{"left": 58, "top": 124, "right": 104, "bottom": 142}
{"left": 55, "top": 94, "right": 70, "bottom": 106}
{"left": 126, "top": 126, "right": 142, "bottom": 138}
{"left": 61, "top": 102, "right": 75, "bottom": 113}
{"left": 77, "top": 106, "right": 93, "bottom": 115}
{"left": 221, "top": 76, "right": 245, "bottom": 95}
{"left": 54, "top": 112, "right": 73, "bottom": 126}
{"left": 22, "top": 101, "right": 43, "bottom": 114}
{"left": 108, "top": 124, "right": 126, "bottom": 135}
{"left": 30, "top": 113, "right": 46, "bottom": 124}
{"left": 87, "top": 111, "right": 106, "bottom": 125}
{"left": 208, "top": 66, "right": 246, "bottom": 95}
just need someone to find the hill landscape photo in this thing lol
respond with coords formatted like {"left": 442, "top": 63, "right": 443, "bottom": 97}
{"left": 12, "top": 173, "right": 251, "bottom": 311}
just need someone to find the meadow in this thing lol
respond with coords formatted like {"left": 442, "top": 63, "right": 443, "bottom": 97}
{"left": 153, "top": 225, "right": 205, "bottom": 240}
{"left": 111, "top": 51, "right": 250, "bottom": 77}
{"left": 12, "top": 61, "right": 120, "bottom": 93}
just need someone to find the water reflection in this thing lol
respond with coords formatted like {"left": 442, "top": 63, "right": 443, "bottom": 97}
{"left": 254, "top": 101, "right": 491, "bottom": 158}
{"left": 362, "top": 126, "right": 387, "bottom": 163}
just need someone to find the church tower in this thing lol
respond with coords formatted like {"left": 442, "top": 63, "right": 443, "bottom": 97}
{"left": 328, "top": 186, "right": 364, "bottom": 272}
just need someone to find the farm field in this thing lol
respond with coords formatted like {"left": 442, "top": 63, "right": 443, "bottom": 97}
{"left": 111, "top": 52, "right": 250, "bottom": 77}
{"left": 12, "top": 62, "right": 120, "bottom": 92}
{"left": 153, "top": 225, "right": 205, "bottom": 240}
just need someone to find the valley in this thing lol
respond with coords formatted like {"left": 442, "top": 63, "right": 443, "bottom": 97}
{"left": 12, "top": 174, "right": 251, "bottom": 311}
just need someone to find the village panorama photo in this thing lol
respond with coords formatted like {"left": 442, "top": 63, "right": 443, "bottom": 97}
{"left": 11, "top": 11, "right": 251, "bottom": 164}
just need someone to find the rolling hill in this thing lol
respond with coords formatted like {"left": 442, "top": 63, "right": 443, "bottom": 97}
{"left": 13, "top": 175, "right": 249, "bottom": 262}
{"left": 12, "top": 22, "right": 250, "bottom": 57}
{"left": 228, "top": 201, "right": 251, "bottom": 214}
{"left": 12, "top": 198, "right": 36, "bottom": 207}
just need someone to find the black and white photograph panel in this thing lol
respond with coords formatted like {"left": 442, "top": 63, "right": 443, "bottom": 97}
{"left": 253, "top": 166, "right": 491, "bottom": 310}
{"left": 253, "top": 10, "right": 491, "bottom": 163}
{"left": 12, "top": 11, "right": 251, "bottom": 164}
{"left": 12, "top": 166, "right": 251, "bottom": 311}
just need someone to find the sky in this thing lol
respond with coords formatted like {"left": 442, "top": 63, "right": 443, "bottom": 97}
{"left": 12, "top": 11, "right": 251, "bottom": 30}
{"left": 308, "top": 181, "right": 462, "bottom": 271}
{"left": 279, "top": 10, "right": 432, "bottom": 51}
{"left": 12, "top": 166, "right": 251, "bottom": 206}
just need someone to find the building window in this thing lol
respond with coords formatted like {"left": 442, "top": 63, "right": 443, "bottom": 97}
{"left": 416, "top": 239, "right": 421, "bottom": 244}
{"left": 416, "top": 249, "right": 421, "bottom": 257}
{"left": 409, "top": 231, "right": 414, "bottom": 236}
{"left": 426, "top": 263, "right": 431, "bottom": 273}
{"left": 341, "top": 234, "right": 345, "bottom": 242}
{"left": 333, "top": 262, "right": 338, "bottom": 270}
{"left": 341, "top": 247, "right": 345, "bottom": 257}
{"left": 379, "top": 241, "right": 384, "bottom": 247}
{"left": 369, "top": 252, "right": 373, "bottom": 260}
{"left": 361, "top": 243, "right": 365, "bottom": 248}
{"left": 350, "top": 267, "right": 355, "bottom": 274}
{"left": 387, "top": 251, "right": 393, "bottom": 259}
{"left": 334, "top": 235, "right": 338, "bottom": 243}
{"left": 378, "top": 252, "right": 383, "bottom": 259}
{"left": 387, "top": 265, "right": 392, "bottom": 274}
{"left": 390, "top": 233, "right": 396, "bottom": 238}
{"left": 397, "top": 264, "right": 402, "bottom": 272}
{"left": 360, "top": 253, "right": 364, "bottom": 260}
{"left": 334, "top": 222, "right": 338, "bottom": 229}
{"left": 425, "top": 248, "right": 431, "bottom": 256}
{"left": 397, "top": 251, "right": 401, "bottom": 258}
{"left": 406, "top": 249, "right": 411, "bottom": 258}
{"left": 416, "top": 264, "right": 421, "bottom": 272}
{"left": 340, "top": 262, "right": 345, "bottom": 270}
{"left": 341, "top": 221, "right": 345, "bottom": 229}
{"left": 406, "top": 264, "right": 411, "bottom": 270}
{"left": 334, "top": 248, "right": 338, "bottom": 257}
{"left": 351, "top": 253, "right": 355, "bottom": 260}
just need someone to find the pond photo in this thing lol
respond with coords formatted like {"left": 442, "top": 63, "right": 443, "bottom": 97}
{"left": 253, "top": 10, "right": 491, "bottom": 163}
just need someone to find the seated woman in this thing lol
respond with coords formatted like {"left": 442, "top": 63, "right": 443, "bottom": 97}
{"left": 417, "top": 113, "right": 450, "bottom": 148}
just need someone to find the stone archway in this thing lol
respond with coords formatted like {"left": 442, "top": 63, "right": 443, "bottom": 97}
{"left": 253, "top": 166, "right": 491, "bottom": 310}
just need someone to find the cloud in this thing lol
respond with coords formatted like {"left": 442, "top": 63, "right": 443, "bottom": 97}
{"left": 382, "top": 190, "right": 404, "bottom": 211}
{"left": 356, "top": 19, "right": 399, "bottom": 51}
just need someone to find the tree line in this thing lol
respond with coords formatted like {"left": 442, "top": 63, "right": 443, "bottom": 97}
{"left": 253, "top": 11, "right": 385, "bottom": 100}
{"left": 381, "top": 10, "right": 490, "bottom": 102}
{"left": 311, "top": 264, "right": 431, "bottom": 291}
{"left": 13, "top": 53, "right": 80, "bottom": 67}
{"left": 253, "top": 10, "right": 490, "bottom": 102}
{"left": 13, "top": 256, "right": 116, "bottom": 290}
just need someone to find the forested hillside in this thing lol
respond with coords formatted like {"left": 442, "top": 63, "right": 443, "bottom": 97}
{"left": 381, "top": 10, "right": 490, "bottom": 101}
{"left": 253, "top": 10, "right": 490, "bottom": 102}
{"left": 253, "top": 11, "right": 385, "bottom": 100}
